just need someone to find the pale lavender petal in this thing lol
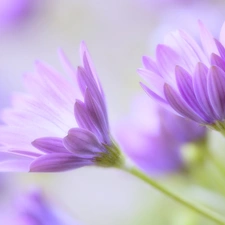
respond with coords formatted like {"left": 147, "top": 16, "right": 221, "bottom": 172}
{"left": 138, "top": 68, "right": 165, "bottom": 98}
{"left": 208, "top": 66, "right": 225, "bottom": 120}
{"left": 178, "top": 29, "right": 208, "bottom": 65}
{"left": 58, "top": 48, "right": 77, "bottom": 78}
{"left": 76, "top": 66, "right": 87, "bottom": 96}
{"left": 219, "top": 21, "right": 225, "bottom": 47}
{"left": 80, "top": 41, "right": 102, "bottom": 91}
{"left": 63, "top": 128, "right": 103, "bottom": 157}
{"left": 32, "top": 137, "right": 67, "bottom": 154}
{"left": 0, "top": 152, "right": 32, "bottom": 171}
{"left": 30, "top": 153, "right": 93, "bottom": 172}
{"left": 175, "top": 66, "right": 211, "bottom": 122}
{"left": 193, "top": 63, "right": 218, "bottom": 121}
{"left": 156, "top": 44, "right": 181, "bottom": 80}
{"left": 164, "top": 31, "right": 199, "bottom": 72}
{"left": 24, "top": 61, "right": 76, "bottom": 105}
{"left": 164, "top": 83, "right": 205, "bottom": 123}
{"left": 11, "top": 150, "right": 41, "bottom": 157}
{"left": 198, "top": 20, "right": 218, "bottom": 57}
{"left": 140, "top": 82, "right": 167, "bottom": 104}
{"left": 142, "top": 56, "right": 161, "bottom": 75}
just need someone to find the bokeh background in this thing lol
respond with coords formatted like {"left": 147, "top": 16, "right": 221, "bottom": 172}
{"left": 1, "top": 0, "right": 225, "bottom": 224}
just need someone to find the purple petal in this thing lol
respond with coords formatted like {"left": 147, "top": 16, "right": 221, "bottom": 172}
{"left": 193, "top": 63, "right": 218, "bottom": 121}
{"left": 208, "top": 66, "right": 225, "bottom": 120}
{"left": 80, "top": 41, "right": 102, "bottom": 91}
{"left": 84, "top": 88, "right": 109, "bottom": 142}
{"left": 74, "top": 100, "right": 99, "bottom": 133}
{"left": 175, "top": 66, "right": 211, "bottom": 122}
{"left": 164, "top": 83, "right": 205, "bottom": 123}
{"left": 30, "top": 153, "right": 93, "bottom": 172}
{"left": 32, "top": 137, "right": 67, "bottom": 154}
{"left": 214, "top": 39, "right": 225, "bottom": 60}
{"left": 210, "top": 53, "right": 225, "bottom": 72}
{"left": 140, "top": 83, "right": 180, "bottom": 116}
{"left": 63, "top": 128, "right": 103, "bottom": 158}
{"left": 76, "top": 67, "right": 108, "bottom": 126}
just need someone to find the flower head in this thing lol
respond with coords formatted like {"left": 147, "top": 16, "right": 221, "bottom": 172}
{"left": 115, "top": 94, "right": 206, "bottom": 175}
{"left": 6, "top": 190, "right": 79, "bottom": 225}
{"left": 139, "top": 21, "right": 225, "bottom": 131}
{"left": 0, "top": 42, "right": 123, "bottom": 172}
{"left": 0, "top": 0, "right": 34, "bottom": 29}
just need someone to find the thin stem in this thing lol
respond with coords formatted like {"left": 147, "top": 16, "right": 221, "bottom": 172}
{"left": 122, "top": 165, "right": 225, "bottom": 225}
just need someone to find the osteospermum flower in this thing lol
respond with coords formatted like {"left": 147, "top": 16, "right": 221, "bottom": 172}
{"left": 115, "top": 94, "right": 206, "bottom": 175}
{"left": 139, "top": 21, "right": 225, "bottom": 132}
{"left": 0, "top": 42, "right": 123, "bottom": 172}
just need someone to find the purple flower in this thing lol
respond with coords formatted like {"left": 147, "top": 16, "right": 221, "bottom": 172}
{"left": 0, "top": 0, "right": 34, "bottom": 29}
{"left": 0, "top": 42, "right": 123, "bottom": 172}
{"left": 6, "top": 190, "right": 79, "bottom": 225}
{"left": 115, "top": 94, "right": 206, "bottom": 175}
{"left": 139, "top": 21, "right": 225, "bottom": 131}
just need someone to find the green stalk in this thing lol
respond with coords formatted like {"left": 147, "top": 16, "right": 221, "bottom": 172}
{"left": 122, "top": 165, "right": 225, "bottom": 224}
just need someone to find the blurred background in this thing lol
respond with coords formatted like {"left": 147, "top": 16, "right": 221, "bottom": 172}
{"left": 1, "top": 0, "right": 225, "bottom": 224}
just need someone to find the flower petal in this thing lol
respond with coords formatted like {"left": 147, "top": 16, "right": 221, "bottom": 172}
{"left": 178, "top": 29, "right": 208, "bottom": 65}
{"left": 164, "top": 83, "right": 205, "bottom": 123}
{"left": 63, "top": 128, "right": 103, "bottom": 158}
{"left": 140, "top": 82, "right": 167, "bottom": 104}
{"left": 156, "top": 44, "right": 181, "bottom": 81}
{"left": 210, "top": 53, "right": 225, "bottom": 72}
{"left": 32, "top": 137, "right": 67, "bottom": 154}
{"left": 30, "top": 153, "right": 93, "bottom": 172}
{"left": 0, "top": 152, "right": 32, "bottom": 172}
{"left": 193, "top": 63, "right": 218, "bottom": 121}
{"left": 208, "top": 66, "right": 225, "bottom": 120}
{"left": 214, "top": 38, "right": 225, "bottom": 60}
{"left": 164, "top": 31, "right": 200, "bottom": 73}
{"left": 138, "top": 68, "right": 165, "bottom": 98}
{"left": 175, "top": 66, "right": 211, "bottom": 122}
{"left": 74, "top": 100, "right": 100, "bottom": 136}
{"left": 142, "top": 56, "right": 161, "bottom": 75}
{"left": 198, "top": 20, "right": 218, "bottom": 57}
{"left": 219, "top": 21, "right": 225, "bottom": 47}
{"left": 84, "top": 88, "right": 109, "bottom": 143}
{"left": 77, "top": 66, "right": 108, "bottom": 126}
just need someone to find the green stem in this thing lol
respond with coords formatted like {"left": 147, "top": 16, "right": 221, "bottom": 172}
{"left": 122, "top": 165, "right": 225, "bottom": 224}
{"left": 207, "top": 151, "right": 225, "bottom": 178}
